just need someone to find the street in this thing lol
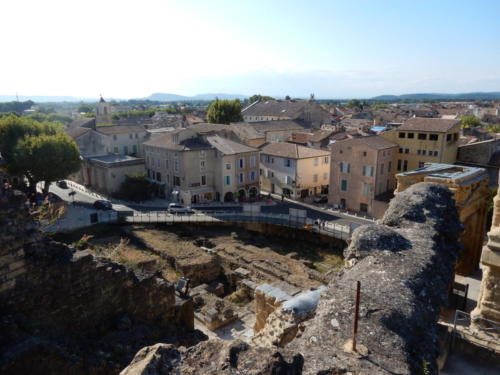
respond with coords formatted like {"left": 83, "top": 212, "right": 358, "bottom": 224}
{"left": 46, "top": 181, "right": 372, "bottom": 231}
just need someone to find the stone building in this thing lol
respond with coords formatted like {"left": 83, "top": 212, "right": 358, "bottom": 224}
{"left": 472, "top": 180, "right": 500, "bottom": 327}
{"left": 329, "top": 135, "right": 398, "bottom": 217}
{"left": 143, "top": 128, "right": 259, "bottom": 203}
{"left": 77, "top": 154, "right": 145, "bottom": 195}
{"left": 96, "top": 95, "right": 112, "bottom": 125}
{"left": 380, "top": 117, "right": 461, "bottom": 172}
{"left": 396, "top": 163, "right": 490, "bottom": 275}
{"left": 259, "top": 143, "right": 330, "bottom": 199}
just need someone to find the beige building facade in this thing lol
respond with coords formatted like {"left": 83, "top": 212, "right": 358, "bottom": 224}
{"left": 329, "top": 136, "right": 398, "bottom": 216}
{"left": 143, "top": 129, "right": 259, "bottom": 203}
{"left": 260, "top": 143, "right": 330, "bottom": 199}
{"left": 75, "top": 154, "right": 145, "bottom": 195}
{"left": 380, "top": 117, "right": 461, "bottom": 172}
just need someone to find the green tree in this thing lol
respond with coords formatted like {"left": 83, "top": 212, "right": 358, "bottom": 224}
{"left": 347, "top": 99, "right": 362, "bottom": 109}
{"left": 248, "top": 94, "right": 275, "bottom": 103}
{"left": 0, "top": 100, "right": 34, "bottom": 113}
{"left": 207, "top": 99, "right": 243, "bottom": 124}
{"left": 77, "top": 104, "right": 94, "bottom": 113}
{"left": 14, "top": 133, "right": 81, "bottom": 193}
{"left": 285, "top": 95, "right": 291, "bottom": 100}
{"left": 114, "top": 174, "right": 153, "bottom": 202}
{"left": 0, "top": 115, "right": 61, "bottom": 166}
{"left": 459, "top": 115, "right": 481, "bottom": 128}
{"left": 47, "top": 113, "right": 73, "bottom": 125}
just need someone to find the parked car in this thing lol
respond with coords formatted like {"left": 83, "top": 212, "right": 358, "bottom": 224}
{"left": 167, "top": 203, "right": 194, "bottom": 214}
{"left": 56, "top": 180, "right": 68, "bottom": 189}
{"left": 93, "top": 200, "right": 112, "bottom": 210}
{"left": 313, "top": 195, "right": 328, "bottom": 204}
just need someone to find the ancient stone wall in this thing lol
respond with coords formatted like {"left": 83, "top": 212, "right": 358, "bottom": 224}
{"left": 472, "top": 183, "right": 500, "bottom": 326}
{"left": 0, "top": 193, "right": 193, "bottom": 374}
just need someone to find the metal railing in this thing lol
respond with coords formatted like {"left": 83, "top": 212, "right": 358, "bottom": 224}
{"left": 121, "top": 210, "right": 352, "bottom": 240}
{"left": 451, "top": 310, "right": 500, "bottom": 353}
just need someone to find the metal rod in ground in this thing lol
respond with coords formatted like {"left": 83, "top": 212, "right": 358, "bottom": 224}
{"left": 352, "top": 280, "right": 361, "bottom": 352}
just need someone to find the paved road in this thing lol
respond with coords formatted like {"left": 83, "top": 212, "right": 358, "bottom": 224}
{"left": 47, "top": 181, "right": 372, "bottom": 230}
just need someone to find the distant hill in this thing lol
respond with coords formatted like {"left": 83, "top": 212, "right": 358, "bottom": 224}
{"left": 0, "top": 95, "right": 97, "bottom": 103}
{"left": 371, "top": 92, "right": 500, "bottom": 101}
{"left": 145, "top": 93, "right": 247, "bottom": 102}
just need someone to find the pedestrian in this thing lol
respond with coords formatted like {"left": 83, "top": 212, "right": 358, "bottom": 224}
{"left": 281, "top": 193, "right": 284, "bottom": 202}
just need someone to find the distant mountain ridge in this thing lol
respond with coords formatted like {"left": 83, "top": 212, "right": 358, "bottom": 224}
{"left": 371, "top": 92, "right": 500, "bottom": 101}
{"left": 145, "top": 93, "right": 247, "bottom": 101}
{"left": 0, "top": 93, "right": 248, "bottom": 103}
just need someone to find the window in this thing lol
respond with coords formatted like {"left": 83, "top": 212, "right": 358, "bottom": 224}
{"left": 226, "top": 163, "right": 231, "bottom": 170}
{"left": 313, "top": 174, "right": 318, "bottom": 182}
{"left": 129, "top": 134, "right": 133, "bottom": 139}
{"left": 285, "top": 175, "right": 293, "bottom": 184}
{"left": 388, "top": 161, "right": 392, "bottom": 172}
{"left": 201, "top": 175, "right": 206, "bottom": 185}
{"left": 422, "top": 150, "right": 426, "bottom": 156}
{"left": 362, "top": 166, "right": 374, "bottom": 177}
{"left": 363, "top": 184, "right": 372, "bottom": 197}
{"left": 113, "top": 135, "right": 117, "bottom": 141}
{"left": 284, "top": 159, "right": 291, "bottom": 167}
{"left": 397, "top": 159, "right": 402, "bottom": 171}
{"left": 340, "top": 162, "right": 350, "bottom": 173}
{"left": 174, "top": 160, "right": 179, "bottom": 172}
{"left": 199, "top": 150, "right": 206, "bottom": 158}
{"left": 238, "top": 158, "right": 244, "bottom": 168}
{"left": 135, "top": 133, "right": 138, "bottom": 139}
{"left": 405, "top": 148, "right": 409, "bottom": 154}
{"left": 453, "top": 133, "right": 458, "bottom": 141}
{"left": 238, "top": 173, "right": 244, "bottom": 183}
{"left": 250, "top": 156, "right": 257, "bottom": 167}
{"left": 429, "top": 134, "right": 438, "bottom": 141}
{"left": 363, "top": 151, "right": 367, "bottom": 157}
{"left": 417, "top": 149, "right": 421, "bottom": 155}
{"left": 433, "top": 151, "right": 439, "bottom": 157}
{"left": 173, "top": 176, "right": 180, "bottom": 186}
{"left": 166, "top": 160, "right": 169, "bottom": 169}
{"left": 360, "top": 203, "right": 368, "bottom": 213}
{"left": 418, "top": 162, "right": 425, "bottom": 168}
{"left": 132, "top": 145, "right": 137, "bottom": 154}
{"left": 324, "top": 156, "right": 329, "bottom": 164}
{"left": 403, "top": 160, "right": 408, "bottom": 171}
{"left": 323, "top": 172, "right": 328, "bottom": 180}
{"left": 200, "top": 160, "right": 206, "bottom": 169}
{"left": 124, "top": 146, "right": 128, "bottom": 154}
{"left": 156, "top": 172, "right": 162, "bottom": 182}
{"left": 225, "top": 176, "right": 231, "bottom": 186}
{"left": 313, "top": 158, "right": 319, "bottom": 166}
{"left": 408, "top": 133, "right": 414, "bottom": 139}
{"left": 340, "top": 179, "right": 348, "bottom": 192}
{"left": 418, "top": 133, "right": 427, "bottom": 140}
{"left": 250, "top": 171, "right": 256, "bottom": 181}
{"left": 398, "top": 132, "right": 406, "bottom": 138}
{"left": 113, "top": 147, "right": 119, "bottom": 154}
{"left": 380, "top": 163, "right": 384, "bottom": 175}
{"left": 399, "top": 148, "right": 403, "bottom": 154}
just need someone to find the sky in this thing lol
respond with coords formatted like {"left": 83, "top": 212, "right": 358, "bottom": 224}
{"left": 1, "top": 0, "right": 500, "bottom": 99}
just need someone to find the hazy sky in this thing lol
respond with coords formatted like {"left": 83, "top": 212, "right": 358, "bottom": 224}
{"left": 2, "top": 0, "right": 500, "bottom": 99}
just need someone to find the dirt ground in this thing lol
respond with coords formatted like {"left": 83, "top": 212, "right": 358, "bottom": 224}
{"left": 53, "top": 223, "right": 344, "bottom": 287}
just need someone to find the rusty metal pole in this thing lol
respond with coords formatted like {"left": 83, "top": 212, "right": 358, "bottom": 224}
{"left": 352, "top": 281, "right": 361, "bottom": 352}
